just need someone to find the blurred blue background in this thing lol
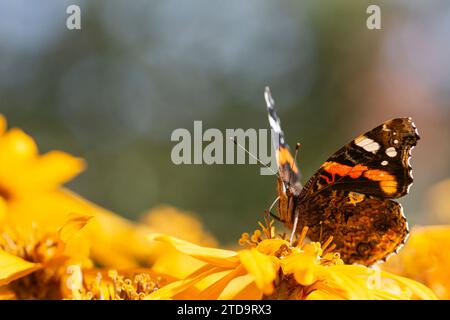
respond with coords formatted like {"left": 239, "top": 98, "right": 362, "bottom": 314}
{"left": 1, "top": 0, "right": 450, "bottom": 244}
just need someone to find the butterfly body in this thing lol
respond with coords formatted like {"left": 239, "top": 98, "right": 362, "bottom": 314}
{"left": 265, "top": 88, "right": 419, "bottom": 266}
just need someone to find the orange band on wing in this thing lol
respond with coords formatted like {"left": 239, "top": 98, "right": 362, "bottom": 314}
{"left": 277, "top": 147, "right": 298, "bottom": 173}
{"left": 363, "top": 169, "right": 397, "bottom": 195}
{"left": 321, "top": 162, "right": 368, "bottom": 179}
{"left": 321, "top": 162, "right": 397, "bottom": 195}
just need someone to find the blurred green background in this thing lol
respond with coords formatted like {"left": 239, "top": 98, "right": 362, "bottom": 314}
{"left": 1, "top": 0, "right": 450, "bottom": 244}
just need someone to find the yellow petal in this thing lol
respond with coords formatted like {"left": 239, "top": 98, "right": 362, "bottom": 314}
{"left": 196, "top": 266, "right": 247, "bottom": 300}
{"left": 145, "top": 266, "right": 222, "bottom": 300}
{"left": 280, "top": 252, "right": 318, "bottom": 286}
{"left": 141, "top": 205, "right": 217, "bottom": 247}
{"left": 239, "top": 248, "right": 277, "bottom": 295}
{"left": 306, "top": 288, "right": 346, "bottom": 300}
{"left": 0, "top": 197, "right": 6, "bottom": 221}
{"left": 0, "top": 287, "right": 16, "bottom": 300}
{"left": 380, "top": 270, "right": 438, "bottom": 300}
{"left": 0, "top": 249, "right": 41, "bottom": 286}
{"left": 294, "top": 265, "right": 317, "bottom": 287}
{"left": 218, "top": 273, "right": 263, "bottom": 300}
{"left": 152, "top": 250, "right": 206, "bottom": 280}
{"left": 381, "top": 225, "right": 450, "bottom": 299}
{"left": 322, "top": 265, "right": 373, "bottom": 299}
{"left": 28, "top": 151, "right": 86, "bottom": 189}
{"left": 58, "top": 213, "right": 93, "bottom": 243}
{"left": 0, "top": 114, "right": 6, "bottom": 135}
{"left": 0, "top": 128, "right": 38, "bottom": 168}
{"left": 6, "top": 189, "right": 144, "bottom": 268}
{"left": 149, "top": 234, "right": 239, "bottom": 268}
{"left": 64, "top": 234, "right": 92, "bottom": 268}
{"left": 315, "top": 265, "right": 438, "bottom": 300}
{"left": 256, "top": 238, "right": 290, "bottom": 256}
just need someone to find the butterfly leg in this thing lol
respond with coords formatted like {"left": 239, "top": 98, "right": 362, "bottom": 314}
{"left": 289, "top": 210, "right": 300, "bottom": 246}
{"left": 269, "top": 211, "right": 283, "bottom": 222}
{"left": 266, "top": 196, "right": 281, "bottom": 220}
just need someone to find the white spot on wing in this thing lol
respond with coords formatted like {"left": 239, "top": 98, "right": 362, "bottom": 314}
{"left": 354, "top": 136, "right": 380, "bottom": 153}
{"left": 385, "top": 147, "right": 397, "bottom": 157}
{"left": 381, "top": 160, "right": 388, "bottom": 166}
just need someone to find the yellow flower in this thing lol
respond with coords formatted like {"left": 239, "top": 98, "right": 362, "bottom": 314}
{"left": 381, "top": 225, "right": 450, "bottom": 299}
{"left": 0, "top": 212, "right": 168, "bottom": 300}
{"left": 140, "top": 205, "right": 217, "bottom": 247}
{"left": 0, "top": 114, "right": 216, "bottom": 268}
{"left": 425, "top": 178, "right": 450, "bottom": 223}
{"left": 0, "top": 113, "right": 83, "bottom": 220}
{"left": 146, "top": 224, "right": 437, "bottom": 300}
{"left": 0, "top": 114, "right": 136, "bottom": 267}
{"left": 0, "top": 213, "right": 92, "bottom": 299}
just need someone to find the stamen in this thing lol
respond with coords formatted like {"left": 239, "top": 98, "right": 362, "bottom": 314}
{"left": 321, "top": 236, "right": 334, "bottom": 252}
{"left": 251, "top": 230, "right": 262, "bottom": 243}
{"left": 261, "top": 213, "right": 276, "bottom": 239}
{"left": 297, "top": 226, "right": 309, "bottom": 248}
{"left": 323, "top": 244, "right": 337, "bottom": 256}
{"left": 238, "top": 233, "right": 250, "bottom": 246}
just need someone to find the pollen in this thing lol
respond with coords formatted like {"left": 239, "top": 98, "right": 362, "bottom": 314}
{"left": 0, "top": 226, "right": 72, "bottom": 299}
{"left": 238, "top": 232, "right": 250, "bottom": 246}
{"left": 65, "top": 268, "right": 162, "bottom": 300}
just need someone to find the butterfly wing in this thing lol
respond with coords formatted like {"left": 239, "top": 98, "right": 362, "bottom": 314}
{"left": 265, "top": 87, "right": 301, "bottom": 193}
{"left": 297, "top": 118, "right": 419, "bottom": 265}
{"left": 265, "top": 88, "right": 303, "bottom": 226}
{"left": 300, "top": 118, "right": 419, "bottom": 200}
{"left": 297, "top": 188, "right": 408, "bottom": 265}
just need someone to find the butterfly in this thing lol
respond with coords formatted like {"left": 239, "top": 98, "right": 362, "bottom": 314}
{"left": 265, "top": 87, "right": 419, "bottom": 266}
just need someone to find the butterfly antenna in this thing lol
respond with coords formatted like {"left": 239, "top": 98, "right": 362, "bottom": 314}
{"left": 291, "top": 142, "right": 301, "bottom": 172}
{"left": 230, "top": 137, "right": 279, "bottom": 177}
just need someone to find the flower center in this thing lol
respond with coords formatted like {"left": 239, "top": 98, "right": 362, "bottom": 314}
{"left": 67, "top": 269, "right": 163, "bottom": 300}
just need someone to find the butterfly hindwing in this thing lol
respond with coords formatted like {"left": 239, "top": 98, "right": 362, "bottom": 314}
{"left": 296, "top": 188, "right": 409, "bottom": 265}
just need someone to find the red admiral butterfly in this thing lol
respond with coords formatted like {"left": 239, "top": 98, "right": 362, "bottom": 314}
{"left": 265, "top": 87, "right": 419, "bottom": 266}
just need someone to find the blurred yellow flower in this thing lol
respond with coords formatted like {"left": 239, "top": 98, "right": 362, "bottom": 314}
{"left": 0, "top": 114, "right": 215, "bottom": 269}
{"left": 381, "top": 225, "right": 450, "bottom": 299}
{"left": 0, "top": 212, "right": 169, "bottom": 300}
{"left": 133, "top": 205, "right": 218, "bottom": 266}
{"left": 140, "top": 205, "right": 217, "bottom": 247}
{"left": 147, "top": 225, "right": 437, "bottom": 300}
{"left": 425, "top": 178, "right": 450, "bottom": 224}
{"left": 0, "top": 114, "right": 140, "bottom": 267}
{"left": 0, "top": 213, "right": 91, "bottom": 299}
{"left": 0, "top": 118, "right": 85, "bottom": 201}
